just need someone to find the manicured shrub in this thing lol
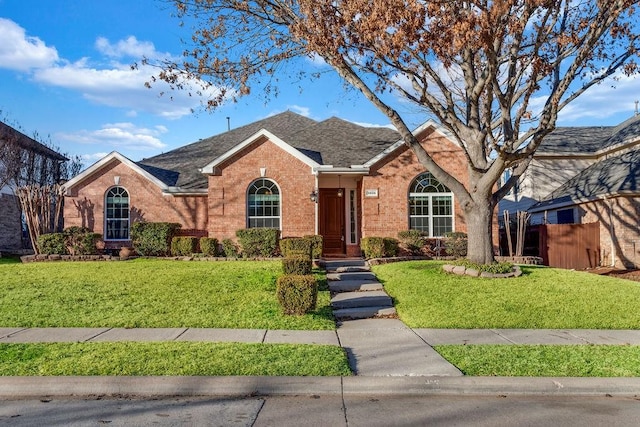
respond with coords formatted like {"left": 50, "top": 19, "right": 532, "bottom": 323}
{"left": 304, "top": 235, "right": 323, "bottom": 259}
{"left": 276, "top": 275, "right": 318, "bottom": 315}
{"left": 236, "top": 228, "right": 280, "bottom": 257}
{"left": 361, "top": 237, "right": 399, "bottom": 258}
{"left": 383, "top": 238, "right": 399, "bottom": 257}
{"left": 280, "top": 237, "right": 313, "bottom": 258}
{"left": 397, "top": 230, "right": 427, "bottom": 255}
{"left": 63, "top": 226, "right": 101, "bottom": 255}
{"left": 282, "top": 255, "right": 313, "bottom": 275}
{"left": 199, "top": 237, "right": 219, "bottom": 257}
{"left": 37, "top": 233, "right": 67, "bottom": 255}
{"left": 171, "top": 236, "right": 197, "bottom": 256}
{"left": 361, "top": 237, "right": 384, "bottom": 259}
{"left": 444, "top": 232, "right": 468, "bottom": 258}
{"left": 130, "top": 222, "right": 181, "bottom": 256}
{"left": 454, "top": 259, "right": 514, "bottom": 274}
{"left": 221, "top": 238, "right": 240, "bottom": 258}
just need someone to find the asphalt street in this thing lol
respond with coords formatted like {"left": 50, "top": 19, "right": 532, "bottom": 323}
{"left": 2, "top": 394, "right": 640, "bottom": 426}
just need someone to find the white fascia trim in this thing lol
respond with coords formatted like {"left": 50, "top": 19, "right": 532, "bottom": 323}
{"left": 363, "top": 119, "right": 457, "bottom": 167}
{"left": 313, "top": 165, "right": 370, "bottom": 174}
{"left": 62, "top": 151, "right": 169, "bottom": 194}
{"left": 200, "top": 129, "right": 322, "bottom": 174}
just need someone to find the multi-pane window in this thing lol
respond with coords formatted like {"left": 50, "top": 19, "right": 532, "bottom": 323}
{"left": 408, "top": 172, "right": 454, "bottom": 237}
{"left": 247, "top": 179, "right": 280, "bottom": 229}
{"left": 105, "top": 186, "right": 129, "bottom": 240}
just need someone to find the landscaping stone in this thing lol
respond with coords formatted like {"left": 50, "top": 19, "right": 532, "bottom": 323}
{"left": 452, "top": 265, "right": 467, "bottom": 275}
{"left": 465, "top": 268, "right": 480, "bottom": 277}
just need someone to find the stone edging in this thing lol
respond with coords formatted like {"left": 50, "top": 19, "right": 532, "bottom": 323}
{"left": 442, "top": 264, "right": 523, "bottom": 278}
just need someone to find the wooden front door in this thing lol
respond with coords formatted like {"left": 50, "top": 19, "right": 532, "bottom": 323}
{"left": 319, "top": 188, "right": 345, "bottom": 256}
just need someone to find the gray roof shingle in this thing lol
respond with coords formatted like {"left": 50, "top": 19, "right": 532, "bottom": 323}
{"left": 529, "top": 149, "right": 640, "bottom": 211}
{"left": 137, "top": 112, "right": 400, "bottom": 189}
{"left": 538, "top": 115, "right": 640, "bottom": 155}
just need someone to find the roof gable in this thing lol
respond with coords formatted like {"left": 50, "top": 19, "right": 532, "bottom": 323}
{"left": 63, "top": 151, "right": 169, "bottom": 193}
{"left": 200, "top": 129, "right": 323, "bottom": 173}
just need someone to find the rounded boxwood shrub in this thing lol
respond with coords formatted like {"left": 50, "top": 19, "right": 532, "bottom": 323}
{"left": 276, "top": 275, "right": 318, "bottom": 315}
{"left": 361, "top": 237, "right": 399, "bottom": 258}
{"left": 199, "top": 237, "right": 219, "bottom": 257}
{"left": 221, "top": 238, "right": 239, "bottom": 258}
{"left": 282, "top": 255, "right": 312, "bottom": 275}
{"left": 236, "top": 228, "right": 280, "bottom": 257}
{"left": 38, "top": 233, "right": 67, "bottom": 255}
{"left": 171, "top": 236, "right": 197, "bottom": 256}
{"left": 280, "top": 237, "right": 313, "bottom": 258}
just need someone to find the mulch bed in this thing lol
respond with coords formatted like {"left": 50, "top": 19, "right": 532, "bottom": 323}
{"left": 589, "top": 267, "right": 640, "bottom": 283}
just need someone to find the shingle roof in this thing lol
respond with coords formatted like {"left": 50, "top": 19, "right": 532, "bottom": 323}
{"left": 138, "top": 111, "right": 318, "bottom": 189}
{"left": 529, "top": 149, "right": 640, "bottom": 212}
{"left": 289, "top": 117, "right": 399, "bottom": 167}
{"left": 538, "top": 115, "right": 640, "bottom": 155}
{"left": 137, "top": 112, "right": 400, "bottom": 190}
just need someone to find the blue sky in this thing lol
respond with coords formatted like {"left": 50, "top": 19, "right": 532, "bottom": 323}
{"left": 1, "top": 0, "right": 639, "bottom": 167}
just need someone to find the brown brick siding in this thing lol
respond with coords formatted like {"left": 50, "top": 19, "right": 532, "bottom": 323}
{"left": 64, "top": 160, "right": 207, "bottom": 241}
{"left": 581, "top": 197, "right": 640, "bottom": 268}
{"left": 207, "top": 137, "right": 316, "bottom": 240}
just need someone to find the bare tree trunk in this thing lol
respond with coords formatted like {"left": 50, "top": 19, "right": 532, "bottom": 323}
{"left": 464, "top": 197, "right": 496, "bottom": 265}
{"left": 16, "top": 184, "right": 64, "bottom": 254}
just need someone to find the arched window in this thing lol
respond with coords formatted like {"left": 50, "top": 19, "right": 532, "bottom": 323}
{"left": 105, "top": 186, "right": 130, "bottom": 240}
{"left": 247, "top": 178, "right": 280, "bottom": 229}
{"left": 408, "top": 172, "right": 454, "bottom": 237}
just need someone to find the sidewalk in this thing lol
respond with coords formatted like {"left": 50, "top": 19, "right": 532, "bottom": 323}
{"left": 2, "top": 323, "right": 640, "bottom": 398}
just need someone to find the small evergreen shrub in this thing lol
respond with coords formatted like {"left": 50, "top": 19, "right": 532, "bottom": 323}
{"left": 397, "top": 230, "right": 426, "bottom": 254}
{"left": 236, "top": 228, "right": 280, "bottom": 257}
{"left": 38, "top": 233, "right": 67, "bottom": 255}
{"left": 280, "top": 237, "right": 313, "bottom": 258}
{"left": 199, "top": 237, "right": 219, "bottom": 257}
{"left": 131, "top": 222, "right": 181, "bottom": 256}
{"left": 276, "top": 275, "right": 318, "bottom": 315}
{"left": 171, "top": 236, "right": 197, "bottom": 256}
{"left": 63, "top": 226, "right": 101, "bottom": 255}
{"left": 304, "top": 235, "right": 323, "bottom": 259}
{"left": 444, "top": 232, "right": 468, "bottom": 258}
{"left": 383, "top": 238, "right": 399, "bottom": 257}
{"left": 361, "top": 237, "right": 399, "bottom": 258}
{"left": 282, "top": 255, "right": 313, "bottom": 275}
{"left": 221, "top": 238, "right": 240, "bottom": 258}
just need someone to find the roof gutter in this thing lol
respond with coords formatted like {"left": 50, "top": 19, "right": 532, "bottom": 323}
{"left": 162, "top": 187, "right": 208, "bottom": 196}
{"left": 312, "top": 166, "right": 370, "bottom": 175}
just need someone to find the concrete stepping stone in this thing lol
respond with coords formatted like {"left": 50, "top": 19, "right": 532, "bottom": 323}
{"left": 333, "top": 306, "right": 397, "bottom": 320}
{"left": 329, "top": 280, "right": 384, "bottom": 292}
{"left": 331, "top": 291, "right": 393, "bottom": 309}
{"left": 327, "top": 271, "right": 377, "bottom": 281}
{"left": 329, "top": 266, "right": 371, "bottom": 273}
{"left": 322, "top": 259, "right": 367, "bottom": 269}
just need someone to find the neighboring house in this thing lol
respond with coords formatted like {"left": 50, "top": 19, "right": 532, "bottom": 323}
{"left": 499, "top": 114, "right": 640, "bottom": 267}
{"left": 63, "top": 111, "right": 490, "bottom": 257}
{"left": 0, "top": 121, "right": 67, "bottom": 252}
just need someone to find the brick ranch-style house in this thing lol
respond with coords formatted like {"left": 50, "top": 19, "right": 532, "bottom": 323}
{"left": 63, "top": 111, "right": 492, "bottom": 257}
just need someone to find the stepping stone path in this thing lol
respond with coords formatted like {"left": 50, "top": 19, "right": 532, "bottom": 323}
{"left": 323, "top": 259, "right": 397, "bottom": 320}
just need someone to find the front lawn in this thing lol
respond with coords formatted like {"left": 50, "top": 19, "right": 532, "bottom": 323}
{"left": 0, "top": 342, "right": 351, "bottom": 376}
{"left": 373, "top": 261, "right": 640, "bottom": 329}
{"left": 436, "top": 345, "right": 640, "bottom": 377}
{"left": 0, "top": 258, "right": 334, "bottom": 330}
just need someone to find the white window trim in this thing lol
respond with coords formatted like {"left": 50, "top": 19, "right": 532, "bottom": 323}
{"left": 104, "top": 186, "right": 130, "bottom": 241}
{"left": 246, "top": 178, "right": 282, "bottom": 230}
{"left": 408, "top": 192, "right": 455, "bottom": 237}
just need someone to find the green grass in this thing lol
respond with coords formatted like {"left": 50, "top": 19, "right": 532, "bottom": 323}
{"left": 0, "top": 342, "right": 351, "bottom": 376}
{"left": 436, "top": 345, "right": 640, "bottom": 377}
{"left": 373, "top": 261, "right": 640, "bottom": 329}
{"left": 0, "top": 258, "right": 334, "bottom": 330}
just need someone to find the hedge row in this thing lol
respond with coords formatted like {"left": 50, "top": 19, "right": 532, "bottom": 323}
{"left": 363, "top": 231, "right": 468, "bottom": 259}
{"left": 276, "top": 243, "right": 317, "bottom": 316}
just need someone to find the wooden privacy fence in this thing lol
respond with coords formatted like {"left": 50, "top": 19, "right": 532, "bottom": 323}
{"left": 540, "top": 222, "right": 600, "bottom": 270}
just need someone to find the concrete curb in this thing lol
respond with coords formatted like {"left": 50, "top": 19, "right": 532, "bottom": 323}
{"left": 1, "top": 376, "right": 639, "bottom": 398}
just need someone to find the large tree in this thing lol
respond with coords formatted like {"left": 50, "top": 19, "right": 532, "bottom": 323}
{"left": 154, "top": 0, "right": 639, "bottom": 264}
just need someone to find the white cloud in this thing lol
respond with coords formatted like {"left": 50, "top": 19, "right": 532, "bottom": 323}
{"left": 0, "top": 19, "right": 228, "bottom": 119}
{"left": 57, "top": 122, "right": 168, "bottom": 151}
{"left": 0, "top": 18, "right": 58, "bottom": 71}
{"left": 351, "top": 121, "right": 395, "bottom": 130}
{"left": 95, "top": 36, "right": 166, "bottom": 60}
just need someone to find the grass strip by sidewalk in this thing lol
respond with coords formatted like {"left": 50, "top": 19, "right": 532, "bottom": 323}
{"left": 0, "top": 342, "right": 351, "bottom": 376}
{"left": 436, "top": 345, "right": 640, "bottom": 377}
{"left": 374, "top": 261, "right": 640, "bottom": 329}
{"left": 0, "top": 259, "right": 334, "bottom": 330}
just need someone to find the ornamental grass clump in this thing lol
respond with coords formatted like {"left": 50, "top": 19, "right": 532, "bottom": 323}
{"left": 276, "top": 274, "right": 318, "bottom": 315}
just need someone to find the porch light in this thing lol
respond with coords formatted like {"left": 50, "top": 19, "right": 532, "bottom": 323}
{"left": 310, "top": 190, "right": 318, "bottom": 203}
{"left": 337, "top": 175, "right": 343, "bottom": 197}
